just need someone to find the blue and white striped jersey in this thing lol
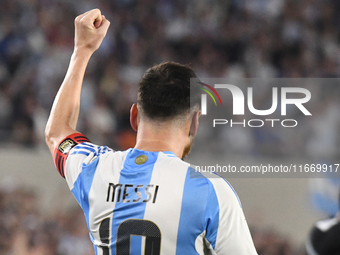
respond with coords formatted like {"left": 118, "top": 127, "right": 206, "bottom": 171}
{"left": 55, "top": 133, "right": 257, "bottom": 255}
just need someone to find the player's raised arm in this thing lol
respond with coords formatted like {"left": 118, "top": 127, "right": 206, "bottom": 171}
{"left": 45, "top": 9, "right": 110, "bottom": 156}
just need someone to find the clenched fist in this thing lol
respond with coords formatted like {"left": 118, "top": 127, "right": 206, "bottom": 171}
{"left": 74, "top": 9, "right": 110, "bottom": 54}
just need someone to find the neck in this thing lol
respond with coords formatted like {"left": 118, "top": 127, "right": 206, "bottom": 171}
{"left": 134, "top": 120, "right": 190, "bottom": 158}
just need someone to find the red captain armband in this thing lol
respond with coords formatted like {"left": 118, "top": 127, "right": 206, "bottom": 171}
{"left": 54, "top": 133, "right": 90, "bottom": 178}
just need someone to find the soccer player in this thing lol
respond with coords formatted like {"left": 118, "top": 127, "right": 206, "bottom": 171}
{"left": 306, "top": 215, "right": 340, "bottom": 255}
{"left": 45, "top": 9, "right": 257, "bottom": 255}
{"left": 306, "top": 191, "right": 340, "bottom": 255}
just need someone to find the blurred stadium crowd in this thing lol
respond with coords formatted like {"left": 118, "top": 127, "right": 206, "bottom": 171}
{"left": 0, "top": 186, "right": 93, "bottom": 255}
{"left": 1, "top": 0, "right": 340, "bottom": 157}
{"left": 1, "top": 0, "right": 340, "bottom": 254}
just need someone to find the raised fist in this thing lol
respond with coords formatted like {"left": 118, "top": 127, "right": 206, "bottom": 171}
{"left": 74, "top": 9, "right": 110, "bottom": 54}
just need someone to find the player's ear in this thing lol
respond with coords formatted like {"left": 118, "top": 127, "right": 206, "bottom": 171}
{"left": 130, "top": 104, "right": 139, "bottom": 131}
{"left": 189, "top": 110, "right": 201, "bottom": 137}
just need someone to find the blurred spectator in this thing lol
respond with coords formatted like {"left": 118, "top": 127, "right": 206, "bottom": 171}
{"left": 0, "top": 182, "right": 92, "bottom": 255}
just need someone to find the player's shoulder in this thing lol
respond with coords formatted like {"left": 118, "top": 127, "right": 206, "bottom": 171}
{"left": 67, "top": 142, "right": 131, "bottom": 168}
{"left": 189, "top": 166, "right": 234, "bottom": 189}
{"left": 190, "top": 167, "right": 242, "bottom": 207}
{"left": 70, "top": 142, "right": 115, "bottom": 158}
{"left": 64, "top": 142, "right": 128, "bottom": 188}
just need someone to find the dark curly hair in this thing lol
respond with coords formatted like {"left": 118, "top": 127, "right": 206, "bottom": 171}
{"left": 137, "top": 61, "right": 199, "bottom": 121}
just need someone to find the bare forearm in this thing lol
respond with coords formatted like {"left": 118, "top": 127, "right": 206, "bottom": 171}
{"left": 45, "top": 50, "right": 91, "bottom": 153}
{"left": 45, "top": 9, "right": 110, "bottom": 156}
{"left": 59, "top": 50, "right": 91, "bottom": 130}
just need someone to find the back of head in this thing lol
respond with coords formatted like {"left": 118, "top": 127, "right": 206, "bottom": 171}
{"left": 137, "top": 61, "right": 198, "bottom": 122}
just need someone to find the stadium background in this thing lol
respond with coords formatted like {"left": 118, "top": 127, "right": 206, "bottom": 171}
{"left": 1, "top": 0, "right": 340, "bottom": 254}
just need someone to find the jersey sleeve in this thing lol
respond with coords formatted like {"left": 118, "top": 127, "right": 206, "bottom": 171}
{"left": 54, "top": 133, "right": 90, "bottom": 178}
{"left": 205, "top": 177, "right": 258, "bottom": 254}
{"left": 54, "top": 133, "right": 114, "bottom": 193}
